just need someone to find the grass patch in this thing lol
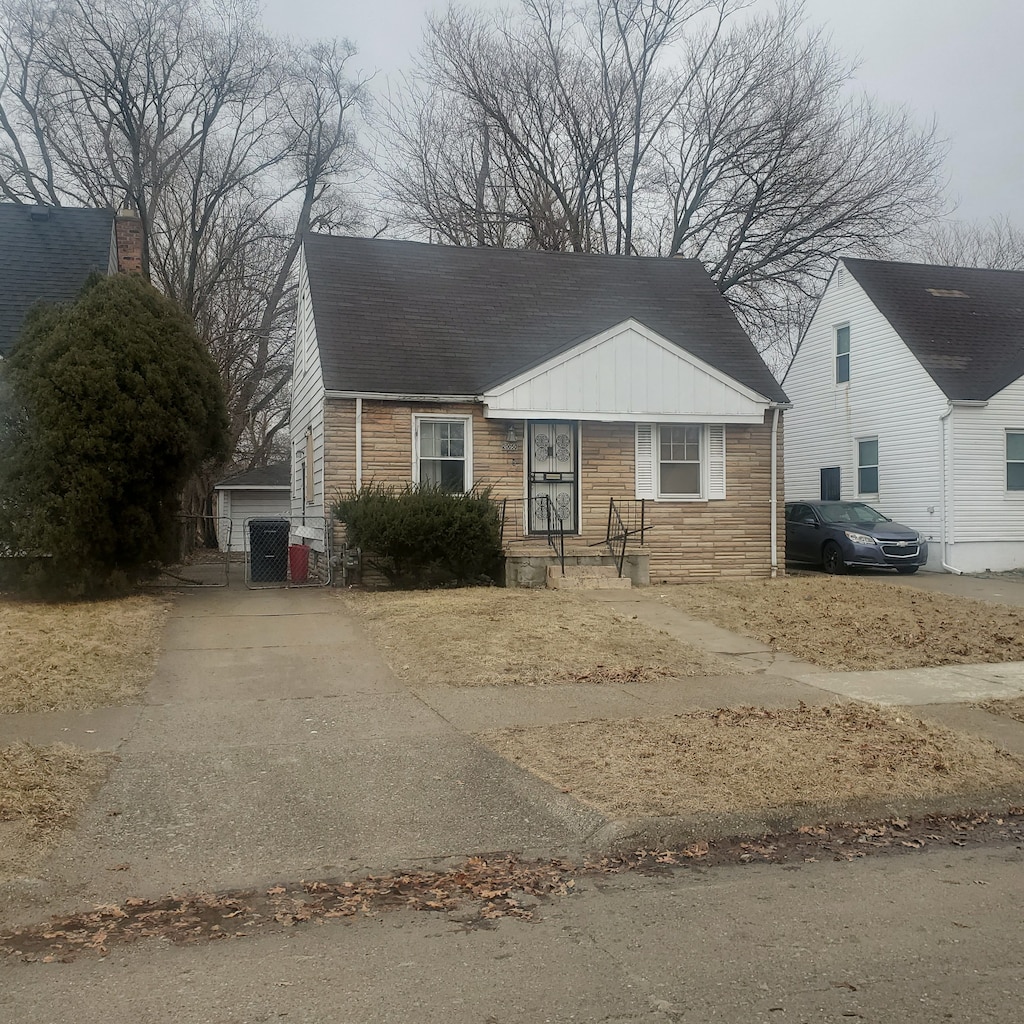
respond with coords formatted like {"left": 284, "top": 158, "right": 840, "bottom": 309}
{"left": 0, "top": 594, "right": 171, "bottom": 713}
{"left": 975, "top": 696, "right": 1024, "bottom": 724}
{"left": 655, "top": 577, "right": 1024, "bottom": 671}
{"left": 482, "top": 704, "right": 1024, "bottom": 818}
{"left": 0, "top": 741, "right": 113, "bottom": 878}
{"left": 342, "top": 588, "right": 739, "bottom": 687}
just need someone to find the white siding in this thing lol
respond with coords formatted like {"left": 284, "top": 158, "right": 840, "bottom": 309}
{"left": 218, "top": 490, "right": 291, "bottom": 552}
{"left": 484, "top": 320, "right": 769, "bottom": 422}
{"left": 289, "top": 247, "right": 327, "bottom": 547}
{"left": 783, "top": 264, "right": 949, "bottom": 555}
{"left": 944, "top": 381, "right": 1024, "bottom": 569}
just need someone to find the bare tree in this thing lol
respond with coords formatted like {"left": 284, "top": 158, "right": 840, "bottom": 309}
{"left": 0, "top": 0, "right": 366, "bottom": 485}
{"left": 379, "top": 0, "right": 946, "bottom": 356}
{"left": 910, "top": 215, "right": 1024, "bottom": 270}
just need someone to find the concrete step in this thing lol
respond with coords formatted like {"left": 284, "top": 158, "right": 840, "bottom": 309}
{"left": 545, "top": 564, "right": 632, "bottom": 590}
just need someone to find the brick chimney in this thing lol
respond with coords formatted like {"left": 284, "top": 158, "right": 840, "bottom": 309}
{"left": 114, "top": 207, "right": 145, "bottom": 276}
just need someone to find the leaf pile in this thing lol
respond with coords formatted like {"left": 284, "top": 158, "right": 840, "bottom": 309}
{"left": 4, "top": 812, "right": 1024, "bottom": 962}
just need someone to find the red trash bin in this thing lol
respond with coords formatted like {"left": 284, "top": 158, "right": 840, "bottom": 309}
{"left": 288, "top": 543, "right": 310, "bottom": 583}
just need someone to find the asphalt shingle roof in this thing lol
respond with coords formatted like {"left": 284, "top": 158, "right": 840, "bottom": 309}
{"left": 303, "top": 235, "right": 788, "bottom": 404}
{"left": 214, "top": 464, "right": 290, "bottom": 489}
{"left": 842, "top": 258, "right": 1024, "bottom": 402}
{"left": 0, "top": 204, "right": 116, "bottom": 357}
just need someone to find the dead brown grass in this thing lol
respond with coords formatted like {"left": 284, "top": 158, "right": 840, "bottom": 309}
{"left": 342, "top": 588, "right": 739, "bottom": 686}
{"left": 0, "top": 741, "right": 113, "bottom": 877}
{"left": 655, "top": 577, "right": 1024, "bottom": 671}
{"left": 482, "top": 704, "right": 1024, "bottom": 817}
{"left": 0, "top": 595, "right": 171, "bottom": 713}
{"left": 975, "top": 696, "right": 1024, "bottom": 724}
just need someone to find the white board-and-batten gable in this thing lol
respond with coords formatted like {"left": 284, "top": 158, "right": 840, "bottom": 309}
{"left": 481, "top": 319, "right": 773, "bottom": 423}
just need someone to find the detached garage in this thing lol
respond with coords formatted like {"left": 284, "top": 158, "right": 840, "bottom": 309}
{"left": 213, "top": 464, "right": 291, "bottom": 552}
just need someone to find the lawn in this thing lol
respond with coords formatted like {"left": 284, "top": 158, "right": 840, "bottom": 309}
{"left": 481, "top": 703, "right": 1024, "bottom": 818}
{"left": 342, "top": 588, "right": 740, "bottom": 686}
{"left": 654, "top": 576, "right": 1024, "bottom": 671}
{"left": 0, "top": 594, "right": 171, "bottom": 713}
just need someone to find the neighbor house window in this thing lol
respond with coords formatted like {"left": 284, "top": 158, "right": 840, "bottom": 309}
{"left": 835, "top": 325, "right": 850, "bottom": 384}
{"left": 857, "top": 438, "right": 878, "bottom": 495}
{"left": 1007, "top": 432, "right": 1024, "bottom": 490}
{"left": 414, "top": 416, "right": 471, "bottom": 492}
{"left": 659, "top": 425, "right": 702, "bottom": 496}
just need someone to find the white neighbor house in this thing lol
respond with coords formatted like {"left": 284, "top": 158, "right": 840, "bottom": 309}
{"left": 783, "top": 257, "right": 1024, "bottom": 573}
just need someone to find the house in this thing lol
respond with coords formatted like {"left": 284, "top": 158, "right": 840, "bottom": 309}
{"left": 0, "top": 203, "right": 144, "bottom": 357}
{"left": 783, "top": 257, "right": 1024, "bottom": 573}
{"left": 290, "top": 235, "right": 789, "bottom": 584}
{"left": 213, "top": 463, "right": 292, "bottom": 552}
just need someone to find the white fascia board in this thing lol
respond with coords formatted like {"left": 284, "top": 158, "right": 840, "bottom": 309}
{"left": 483, "top": 406, "right": 767, "bottom": 424}
{"left": 482, "top": 317, "right": 773, "bottom": 407}
{"left": 214, "top": 484, "right": 291, "bottom": 491}
{"left": 325, "top": 390, "right": 478, "bottom": 403}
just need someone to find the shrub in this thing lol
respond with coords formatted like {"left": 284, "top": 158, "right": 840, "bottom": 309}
{"left": 333, "top": 484, "right": 503, "bottom": 587}
{"left": 0, "top": 273, "right": 229, "bottom": 597}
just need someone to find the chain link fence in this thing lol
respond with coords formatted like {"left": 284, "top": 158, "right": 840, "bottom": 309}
{"left": 243, "top": 516, "right": 331, "bottom": 589}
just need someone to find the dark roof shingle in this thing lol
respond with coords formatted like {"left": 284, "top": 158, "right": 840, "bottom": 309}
{"left": 214, "top": 464, "right": 290, "bottom": 489}
{"left": 0, "top": 204, "right": 116, "bottom": 357}
{"left": 842, "top": 258, "right": 1024, "bottom": 401}
{"left": 303, "top": 235, "right": 788, "bottom": 404}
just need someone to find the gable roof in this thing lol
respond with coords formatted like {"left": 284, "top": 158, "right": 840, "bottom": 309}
{"left": 214, "top": 463, "right": 290, "bottom": 489}
{"left": 0, "top": 204, "right": 116, "bottom": 357}
{"left": 842, "top": 258, "right": 1024, "bottom": 402}
{"left": 302, "top": 235, "right": 788, "bottom": 404}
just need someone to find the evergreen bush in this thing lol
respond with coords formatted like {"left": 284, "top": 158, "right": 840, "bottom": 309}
{"left": 333, "top": 484, "right": 503, "bottom": 587}
{"left": 0, "top": 273, "right": 229, "bottom": 597}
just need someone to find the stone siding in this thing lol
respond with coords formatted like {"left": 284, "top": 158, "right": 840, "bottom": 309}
{"left": 324, "top": 398, "right": 784, "bottom": 581}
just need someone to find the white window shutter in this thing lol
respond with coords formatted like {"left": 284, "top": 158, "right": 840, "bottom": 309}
{"left": 635, "top": 424, "right": 656, "bottom": 499}
{"left": 707, "top": 424, "right": 726, "bottom": 499}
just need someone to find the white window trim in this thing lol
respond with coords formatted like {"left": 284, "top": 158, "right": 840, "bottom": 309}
{"left": 1006, "top": 429, "right": 1024, "bottom": 494}
{"left": 412, "top": 413, "right": 473, "bottom": 491}
{"left": 856, "top": 435, "right": 878, "bottom": 496}
{"left": 635, "top": 423, "right": 725, "bottom": 501}
{"left": 835, "top": 323, "right": 851, "bottom": 386}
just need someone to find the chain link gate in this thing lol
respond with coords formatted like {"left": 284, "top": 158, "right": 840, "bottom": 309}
{"left": 243, "top": 515, "right": 332, "bottom": 589}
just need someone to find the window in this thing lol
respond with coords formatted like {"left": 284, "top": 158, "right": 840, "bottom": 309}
{"left": 857, "top": 438, "right": 878, "bottom": 495}
{"left": 304, "top": 428, "right": 315, "bottom": 505}
{"left": 635, "top": 424, "right": 725, "bottom": 500}
{"left": 660, "top": 425, "right": 701, "bottom": 496}
{"left": 415, "top": 416, "right": 470, "bottom": 492}
{"left": 835, "top": 325, "right": 850, "bottom": 384}
{"left": 1007, "top": 432, "right": 1024, "bottom": 490}
{"left": 820, "top": 466, "right": 841, "bottom": 501}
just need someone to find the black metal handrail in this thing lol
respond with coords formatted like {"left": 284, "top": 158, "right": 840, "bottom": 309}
{"left": 603, "top": 498, "right": 648, "bottom": 578}
{"left": 493, "top": 496, "right": 566, "bottom": 575}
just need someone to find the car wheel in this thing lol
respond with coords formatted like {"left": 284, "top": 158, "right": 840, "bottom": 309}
{"left": 822, "top": 541, "right": 845, "bottom": 575}
{"left": 896, "top": 566, "right": 920, "bottom": 575}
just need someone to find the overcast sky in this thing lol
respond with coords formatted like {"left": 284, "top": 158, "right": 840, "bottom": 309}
{"left": 261, "top": 0, "right": 1023, "bottom": 225}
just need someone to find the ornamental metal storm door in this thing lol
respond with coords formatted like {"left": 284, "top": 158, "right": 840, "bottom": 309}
{"left": 527, "top": 422, "right": 577, "bottom": 533}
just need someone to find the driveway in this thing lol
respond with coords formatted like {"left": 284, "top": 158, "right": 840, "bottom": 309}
{"left": 1, "top": 586, "right": 602, "bottom": 927}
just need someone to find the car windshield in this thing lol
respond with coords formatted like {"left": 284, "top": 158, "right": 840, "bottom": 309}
{"left": 817, "top": 502, "right": 889, "bottom": 525}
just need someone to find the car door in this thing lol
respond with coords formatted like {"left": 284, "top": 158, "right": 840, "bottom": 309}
{"left": 785, "top": 503, "right": 820, "bottom": 563}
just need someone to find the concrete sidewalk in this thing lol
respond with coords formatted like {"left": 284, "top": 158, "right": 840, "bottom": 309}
{"left": 3, "top": 580, "right": 1024, "bottom": 928}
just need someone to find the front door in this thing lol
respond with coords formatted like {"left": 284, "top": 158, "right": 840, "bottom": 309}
{"left": 528, "top": 421, "right": 577, "bottom": 533}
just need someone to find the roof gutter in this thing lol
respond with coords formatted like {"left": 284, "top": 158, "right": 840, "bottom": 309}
{"left": 769, "top": 405, "right": 781, "bottom": 578}
{"left": 325, "top": 390, "right": 478, "bottom": 403}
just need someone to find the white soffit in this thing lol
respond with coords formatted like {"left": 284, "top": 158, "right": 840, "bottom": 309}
{"left": 482, "top": 319, "right": 770, "bottom": 423}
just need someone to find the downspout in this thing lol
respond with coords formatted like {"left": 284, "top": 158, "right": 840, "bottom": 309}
{"left": 770, "top": 405, "right": 781, "bottom": 578}
{"left": 938, "top": 403, "right": 963, "bottom": 574}
{"left": 355, "top": 397, "right": 363, "bottom": 490}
